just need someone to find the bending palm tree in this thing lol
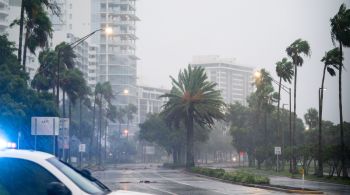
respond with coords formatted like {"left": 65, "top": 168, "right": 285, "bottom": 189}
{"left": 275, "top": 58, "right": 293, "bottom": 148}
{"left": 286, "top": 39, "right": 311, "bottom": 173}
{"left": 318, "top": 48, "right": 341, "bottom": 176}
{"left": 330, "top": 3, "right": 350, "bottom": 177}
{"left": 161, "top": 65, "right": 225, "bottom": 168}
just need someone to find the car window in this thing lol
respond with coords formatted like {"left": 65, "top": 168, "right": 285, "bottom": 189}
{"left": 0, "top": 157, "right": 63, "bottom": 195}
{"left": 47, "top": 157, "right": 105, "bottom": 194}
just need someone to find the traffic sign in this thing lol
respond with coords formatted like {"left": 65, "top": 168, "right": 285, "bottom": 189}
{"left": 274, "top": 146, "right": 281, "bottom": 155}
{"left": 79, "top": 144, "right": 86, "bottom": 153}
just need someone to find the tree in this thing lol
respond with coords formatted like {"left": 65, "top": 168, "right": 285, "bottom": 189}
{"left": 15, "top": 0, "right": 59, "bottom": 68}
{"left": 286, "top": 38, "right": 311, "bottom": 173}
{"left": 275, "top": 58, "right": 293, "bottom": 147}
{"left": 318, "top": 48, "right": 341, "bottom": 176}
{"left": 330, "top": 3, "right": 350, "bottom": 178}
{"left": 115, "top": 107, "right": 126, "bottom": 138}
{"left": 161, "top": 65, "right": 225, "bottom": 168}
{"left": 125, "top": 104, "right": 137, "bottom": 130}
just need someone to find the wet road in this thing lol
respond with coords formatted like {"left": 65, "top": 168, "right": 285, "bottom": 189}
{"left": 93, "top": 164, "right": 286, "bottom": 195}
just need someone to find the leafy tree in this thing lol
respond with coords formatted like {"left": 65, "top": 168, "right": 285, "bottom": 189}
{"left": 286, "top": 38, "right": 311, "bottom": 172}
{"left": 125, "top": 104, "right": 137, "bottom": 130}
{"left": 161, "top": 65, "right": 225, "bottom": 168}
{"left": 330, "top": 3, "right": 350, "bottom": 178}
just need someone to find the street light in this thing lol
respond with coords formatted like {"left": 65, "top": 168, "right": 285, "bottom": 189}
{"left": 318, "top": 87, "right": 327, "bottom": 176}
{"left": 254, "top": 70, "right": 292, "bottom": 172}
{"left": 56, "top": 27, "right": 113, "bottom": 109}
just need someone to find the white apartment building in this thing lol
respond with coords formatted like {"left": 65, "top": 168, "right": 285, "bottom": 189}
{"left": 88, "top": 45, "right": 99, "bottom": 89}
{"left": 0, "top": 0, "right": 9, "bottom": 34}
{"left": 191, "top": 55, "right": 254, "bottom": 106}
{"left": 137, "top": 86, "right": 169, "bottom": 124}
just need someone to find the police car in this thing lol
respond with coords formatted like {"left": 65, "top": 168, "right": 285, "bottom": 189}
{"left": 0, "top": 149, "right": 153, "bottom": 195}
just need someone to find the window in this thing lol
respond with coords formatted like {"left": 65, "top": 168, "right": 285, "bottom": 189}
{"left": 0, "top": 158, "right": 62, "bottom": 195}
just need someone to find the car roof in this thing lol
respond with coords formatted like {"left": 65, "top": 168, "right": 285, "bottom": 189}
{"left": 0, "top": 149, "right": 54, "bottom": 161}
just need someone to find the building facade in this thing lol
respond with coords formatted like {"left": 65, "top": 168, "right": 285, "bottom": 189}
{"left": 88, "top": 45, "right": 99, "bottom": 89}
{"left": 137, "top": 86, "right": 169, "bottom": 124}
{"left": 191, "top": 55, "right": 254, "bottom": 106}
{"left": 0, "top": 0, "right": 9, "bottom": 34}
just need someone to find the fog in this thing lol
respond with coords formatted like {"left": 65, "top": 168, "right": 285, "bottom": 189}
{"left": 136, "top": 0, "right": 350, "bottom": 123}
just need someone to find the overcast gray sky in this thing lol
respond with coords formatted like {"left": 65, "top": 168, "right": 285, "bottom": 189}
{"left": 136, "top": 0, "right": 350, "bottom": 123}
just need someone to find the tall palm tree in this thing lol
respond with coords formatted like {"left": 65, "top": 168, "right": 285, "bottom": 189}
{"left": 116, "top": 107, "right": 126, "bottom": 138}
{"left": 161, "top": 65, "right": 225, "bottom": 168}
{"left": 275, "top": 58, "right": 293, "bottom": 148}
{"left": 330, "top": 3, "right": 350, "bottom": 178}
{"left": 125, "top": 104, "right": 137, "bottom": 130}
{"left": 286, "top": 39, "right": 311, "bottom": 173}
{"left": 16, "top": 0, "right": 59, "bottom": 67}
{"left": 318, "top": 48, "right": 341, "bottom": 176}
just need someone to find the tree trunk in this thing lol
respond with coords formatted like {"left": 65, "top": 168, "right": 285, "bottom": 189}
{"left": 98, "top": 102, "right": 102, "bottom": 165}
{"left": 22, "top": 27, "right": 29, "bottom": 71}
{"left": 63, "top": 90, "right": 66, "bottom": 117}
{"left": 79, "top": 98, "right": 82, "bottom": 139}
{"left": 338, "top": 43, "right": 347, "bottom": 178}
{"left": 186, "top": 110, "right": 195, "bottom": 168}
{"left": 89, "top": 93, "right": 96, "bottom": 163}
{"left": 68, "top": 100, "right": 72, "bottom": 163}
{"left": 18, "top": 0, "right": 25, "bottom": 65}
{"left": 277, "top": 77, "right": 282, "bottom": 145}
{"left": 292, "top": 65, "right": 298, "bottom": 173}
{"left": 318, "top": 65, "right": 326, "bottom": 177}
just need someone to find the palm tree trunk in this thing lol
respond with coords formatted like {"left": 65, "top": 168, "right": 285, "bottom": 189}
{"left": 79, "top": 98, "right": 82, "bottom": 139}
{"left": 292, "top": 65, "right": 298, "bottom": 173}
{"left": 63, "top": 90, "right": 66, "bottom": 117}
{"left": 318, "top": 65, "right": 326, "bottom": 177}
{"left": 22, "top": 27, "right": 29, "bottom": 70}
{"left": 68, "top": 99, "right": 72, "bottom": 162}
{"left": 277, "top": 77, "right": 282, "bottom": 146}
{"left": 18, "top": 0, "right": 25, "bottom": 65}
{"left": 90, "top": 94, "right": 96, "bottom": 163}
{"left": 338, "top": 42, "right": 347, "bottom": 178}
{"left": 98, "top": 94, "right": 103, "bottom": 165}
{"left": 186, "top": 109, "right": 195, "bottom": 168}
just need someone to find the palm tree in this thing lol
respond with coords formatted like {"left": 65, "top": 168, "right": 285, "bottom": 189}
{"left": 116, "top": 107, "right": 126, "bottom": 138}
{"left": 16, "top": 0, "right": 59, "bottom": 67}
{"left": 318, "top": 48, "right": 341, "bottom": 176}
{"left": 275, "top": 58, "right": 293, "bottom": 147}
{"left": 125, "top": 104, "right": 137, "bottom": 130}
{"left": 286, "top": 39, "right": 311, "bottom": 173}
{"left": 330, "top": 3, "right": 350, "bottom": 178}
{"left": 161, "top": 65, "right": 225, "bottom": 168}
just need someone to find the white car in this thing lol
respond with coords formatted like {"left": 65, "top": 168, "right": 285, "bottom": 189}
{"left": 0, "top": 149, "right": 153, "bottom": 195}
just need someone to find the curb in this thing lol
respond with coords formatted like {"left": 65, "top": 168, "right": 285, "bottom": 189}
{"left": 185, "top": 171, "right": 323, "bottom": 194}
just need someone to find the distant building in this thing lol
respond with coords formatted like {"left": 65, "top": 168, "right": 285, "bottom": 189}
{"left": 190, "top": 55, "right": 254, "bottom": 106}
{"left": 88, "top": 45, "right": 99, "bottom": 90}
{"left": 137, "top": 86, "right": 169, "bottom": 124}
{"left": 0, "top": 0, "right": 9, "bottom": 34}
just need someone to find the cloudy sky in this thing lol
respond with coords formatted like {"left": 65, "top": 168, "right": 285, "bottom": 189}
{"left": 136, "top": 0, "right": 350, "bottom": 123}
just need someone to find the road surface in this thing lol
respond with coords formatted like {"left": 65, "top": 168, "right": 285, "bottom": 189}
{"left": 93, "top": 164, "right": 287, "bottom": 195}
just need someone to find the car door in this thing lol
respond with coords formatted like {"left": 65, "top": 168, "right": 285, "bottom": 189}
{"left": 0, "top": 157, "right": 72, "bottom": 195}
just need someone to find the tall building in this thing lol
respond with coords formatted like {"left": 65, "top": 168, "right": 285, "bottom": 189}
{"left": 137, "top": 86, "right": 169, "bottom": 124}
{"left": 0, "top": 0, "right": 9, "bottom": 34}
{"left": 191, "top": 55, "right": 254, "bottom": 106}
{"left": 91, "top": 0, "right": 139, "bottom": 105}
{"left": 91, "top": 0, "right": 139, "bottom": 135}
{"left": 88, "top": 45, "right": 99, "bottom": 89}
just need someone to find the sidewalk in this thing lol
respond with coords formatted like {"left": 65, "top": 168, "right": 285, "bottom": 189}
{"left": 269, "top": 175, "right": 350, "bottom": 195}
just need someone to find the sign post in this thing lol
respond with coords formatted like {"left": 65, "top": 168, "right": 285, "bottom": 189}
{"left": 274, "top": 146, "right": 281, "bottom": 171}
{"left": 79, "top": 144, "right": 86, "bottom": 168}
{"left": 31, "top": 117, "right": 59, "bottom": 154}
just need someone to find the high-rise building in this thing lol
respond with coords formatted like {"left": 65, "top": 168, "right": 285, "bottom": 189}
{"left": 91, "top": 0, "right": 139, "bottom": 105}
{"left": 0, "top": 0, "right": 9, "bottom": 34}
{"left": 137, "top": 86, "right": 169, "bottom": 124}
{"left": 91, "top": 0, "right": 139, "bottom": 135}
{"left": 190, "top": 55, "right": 254, "bottom": 106}
{"left": 88, "top": 45, "right": 99, "bottom": 90}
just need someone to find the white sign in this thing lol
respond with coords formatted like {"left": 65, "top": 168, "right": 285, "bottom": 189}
{"left": 58, "top": 118, "right": 70, "bottom": 149}
{"left": 145, "top": 146, "right": 155, "bottom": 155}
{"left": 31, "top": 117, "right": 59, "bottom": 136}
{"left": 274, "top": 146, "right": 281, "bottom": 155}
{"left": 79, "top": 144, "right": 86, "bottom": 152}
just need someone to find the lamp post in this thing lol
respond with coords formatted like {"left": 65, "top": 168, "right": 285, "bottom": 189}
{"left": 254, "top": 70, "right": 292, "bottom": 173}
{"left": 56, "top": 27, "right": 113, "bottom": 109}
{"left": 318, "top": 87, "right": 326, "bottom": 176}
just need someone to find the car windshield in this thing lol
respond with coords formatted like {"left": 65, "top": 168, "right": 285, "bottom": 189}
{"left": 47, "top": 158, "right": 106, "bottom": 195}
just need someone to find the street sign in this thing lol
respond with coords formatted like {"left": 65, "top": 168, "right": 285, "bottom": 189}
{"left": 145, "top": 146, "right": 155, "bottom": 155}
{"left": 274, "top": 146, "right": 281, "bottom": 155}
{"left": 79, "top": 144, "right": 86, "bottom": 153}
{"left": 31, "top": 117, "right": 59, "bottom": 135}
{"left": 58, "top": 118, "right": 70, "bottom": 149}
